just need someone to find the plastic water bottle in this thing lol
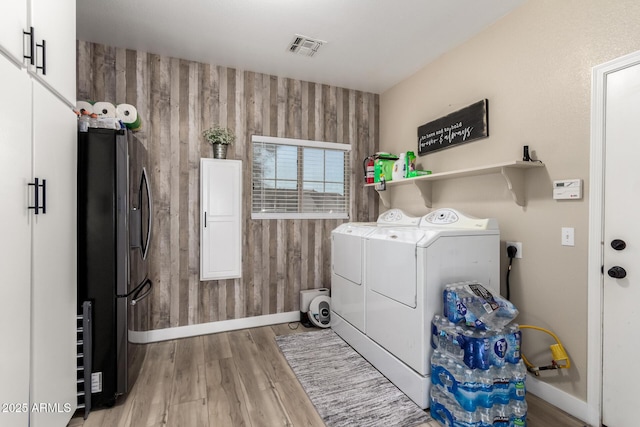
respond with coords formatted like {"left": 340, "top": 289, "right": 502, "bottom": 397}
{"left": 505, "top": 324, "right": 522, "bottom": 364}
{"left": 491, "top": 365, "right": 511, "bottom": 405}
{"left": 450, "top": 359, "right": 465, "bottom": 392}
{"left": 476, "top": 368, "right": 494, "bottom": 408}
{"left": 489, "top": 332, "right": 508, "bottom": 368}
{"left": 492, "top": 403, "right": 510, "bottom": 427}
{"left": 456, "top": 367, "right": 481, "bottom": 412}
{"left": 475, "top": 332, "right": 491, "bottom": 370}
{"left": 477, "top": 406, "right": 493, "bottom": 427}
{"left": 453, "top": 326, "right": 465, "bottom": 358}
{"left": 431, "top": 349, "right": 455, "bottom": 393}
{"left": 430, "top": 387, "right": 455, "bottom": 426}
{"left": 461, "top": 328, "right": 477, "bottom": 369}
{"left": 431, "top": 315, "right": 442, "bottom": 350}
{"left": 510, "top": 400, "right": 527, "bottom": 426}
{"left": 453, "top": 404, "right": 481, "bottom": 427}
{"left": 510, "top": 360, "right": 526, "bottom": 401}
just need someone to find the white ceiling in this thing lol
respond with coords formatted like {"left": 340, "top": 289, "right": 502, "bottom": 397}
{"left": 76, "top": 0, "right": 526, "bottom": 94}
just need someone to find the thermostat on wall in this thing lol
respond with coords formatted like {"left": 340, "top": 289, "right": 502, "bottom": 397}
{"left": 553, "top": 179, "right": 582, "bottom": 200}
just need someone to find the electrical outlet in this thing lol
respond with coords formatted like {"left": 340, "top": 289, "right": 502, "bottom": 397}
{"left": 506, "top": 241, "right": 522, "bottom": 259}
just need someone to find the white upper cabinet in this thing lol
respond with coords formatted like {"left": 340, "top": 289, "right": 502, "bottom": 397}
{"left": 0, "top": 0, "right": 28, "bottom": 65}
{"left": 0, "top": 0, "right": 76, "bottom": 105}
{"left": 29, "top": 0, "right": 77, "bottom": 105}
{"left": 200, "top": 159, "right": 243, "bottom": 281}
{"left": 30, "top": 0, "right": 76, "bottom": 105}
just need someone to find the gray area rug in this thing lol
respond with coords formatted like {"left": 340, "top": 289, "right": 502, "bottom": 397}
{"left": 276, "top": 329, "right": 431, "bottom": 427}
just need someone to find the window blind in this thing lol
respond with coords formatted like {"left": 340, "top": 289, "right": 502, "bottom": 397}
{"left": 251, "top": 136, "right": 351, "bottom": 219}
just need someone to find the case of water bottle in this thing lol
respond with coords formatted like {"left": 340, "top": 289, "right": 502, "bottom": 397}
{"left": 443, "top": 282, "right": 519, "bottom": 331}
{"left": 431, "top": 315, "right": 522, "bottom": 370}
{"left": 430, "top": 282, "right": 526, "bottom": 426}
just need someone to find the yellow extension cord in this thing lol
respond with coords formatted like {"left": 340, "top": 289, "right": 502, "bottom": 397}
{"left": 519, "top": 325, "right": 571, "bottom": 375}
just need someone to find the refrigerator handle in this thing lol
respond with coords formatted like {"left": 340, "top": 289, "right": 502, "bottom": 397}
{"left": 118, "top": 276, "right": 153, "bottom": 305}
{"left": 140, "top": 167, "right": 152, "bottom": 260}
{"left": 129, "top": 278, "right": 153, "bottom": 306}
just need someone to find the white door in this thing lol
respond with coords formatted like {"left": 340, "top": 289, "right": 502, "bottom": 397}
{"left": 30, "top": 80, "right": 77, "bottom": 426}
{"left": 601, "top": 57, "right": 640, "bottom": 427}
{"left": 200, "top": 159, "right": 242, "bottom": 280}
{"left": 0, "top": 54, "right": 32, "bottom": 427}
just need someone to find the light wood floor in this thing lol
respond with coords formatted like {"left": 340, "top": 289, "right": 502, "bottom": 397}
{"left": 68, "top": 323, "right": 586, "bottom": 427}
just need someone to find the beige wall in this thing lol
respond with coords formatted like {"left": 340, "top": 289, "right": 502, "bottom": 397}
{"left": 380, "top": 0, "right": 640, "bottom": 401}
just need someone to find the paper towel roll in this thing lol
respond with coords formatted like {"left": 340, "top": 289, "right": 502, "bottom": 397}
{"left": 93, "top": 102, "right": 117, "bottom": 118}
{"left": 116, "top": 103, "right": 142, "bottom": 130}
{"left": 76, "top": 101, "right": 94, "bottom": 114}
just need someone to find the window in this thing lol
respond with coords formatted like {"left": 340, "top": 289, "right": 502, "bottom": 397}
{"left": 251, "top": 135, "right": 351, "bottom": 219}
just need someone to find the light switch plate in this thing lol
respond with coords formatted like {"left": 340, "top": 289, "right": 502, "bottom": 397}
{"left": 562, "top": 227, "right": 575, "bottom": 246}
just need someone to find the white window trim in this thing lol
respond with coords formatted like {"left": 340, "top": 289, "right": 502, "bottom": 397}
{"left": 252, "top": 212, "right": 349, "bottom": 220}
{"left": 251, "top": 135, "right": 351, "bottom": 220}
{"left": 251, "top": 135, "right": 351, "bottom": 151}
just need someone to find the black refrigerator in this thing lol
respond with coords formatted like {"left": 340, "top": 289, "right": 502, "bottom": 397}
{"left": 77, "top": 128, "right": 153, "bottom": 408}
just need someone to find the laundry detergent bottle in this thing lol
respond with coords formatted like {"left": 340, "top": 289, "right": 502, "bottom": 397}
{"left": 392, "top": 152, "right": 406, "bottom": 180}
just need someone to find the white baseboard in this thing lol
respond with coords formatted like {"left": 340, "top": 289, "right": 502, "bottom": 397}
{"left": 526, "top": 376, "right": 590, "bottom": 425}
{"left": 128, "top": 311, "right": 300, "bottom": 343}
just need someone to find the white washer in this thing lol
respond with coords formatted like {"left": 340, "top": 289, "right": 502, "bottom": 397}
{"left": 331, "top": 209, "right": 419, "bottom": 333}
{"left": 331, "top": 222, "right": 377, "bottom": 332}
{"left": 332, "top": 208, "right": 499, "bottom": 409}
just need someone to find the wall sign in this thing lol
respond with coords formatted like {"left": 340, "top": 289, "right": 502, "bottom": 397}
{"left": 417, "top": 99, "right": 489, "bottom": 156}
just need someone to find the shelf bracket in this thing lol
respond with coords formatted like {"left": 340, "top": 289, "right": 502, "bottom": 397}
{"left": 500, "top": 167, "right": 526, "bottom": 206}
{"left": 413, "top": 181, "right": 433, "bottom": 208}
{"left": 375, "top": 188, "right": 392, "bottom": 208}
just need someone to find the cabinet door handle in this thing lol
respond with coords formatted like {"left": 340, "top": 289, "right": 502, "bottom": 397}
{"left": 36, "top": 39, "right": 46, "bottom": 75}
{"left": 28, "top": 178, "right": 46, "bottom": 214}
{"left": 23, "top": 27, "right": 35, "bottom": 65}
{"left": 204, "top": 212, "right": 207, "bottom": 227}
{"left": 41, "top": 179, "right": 46, "bottom": 214}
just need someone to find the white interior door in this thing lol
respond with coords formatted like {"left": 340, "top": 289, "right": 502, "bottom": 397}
{"left": 601, "top": 57, "right": 640, "bottom": 427}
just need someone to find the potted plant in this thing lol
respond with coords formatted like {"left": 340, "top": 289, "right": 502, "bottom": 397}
{"left": 203, "top": 125, "right": 235, "bottom": 159}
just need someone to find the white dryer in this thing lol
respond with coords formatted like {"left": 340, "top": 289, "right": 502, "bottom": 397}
{"left": 331, "top": 209, "right": 419, "bottom": 333}
{"left": 332, "top": 208, "right": 499, "bottom": 409}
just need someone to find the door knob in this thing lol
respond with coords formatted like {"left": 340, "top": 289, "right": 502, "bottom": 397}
{"left": 607, "top": 266, "right": 627, "bottom": 279}
{"left": 611, "top": 239, "right": 627, "bottom": 251}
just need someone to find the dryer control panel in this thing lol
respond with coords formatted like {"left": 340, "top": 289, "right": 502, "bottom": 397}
{"left": 423, "top": 209, "right": 459, "bottom": 224}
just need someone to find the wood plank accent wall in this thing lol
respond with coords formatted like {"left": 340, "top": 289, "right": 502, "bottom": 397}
{"left": 77, "top": 41, "right": 379, "bottom": 330}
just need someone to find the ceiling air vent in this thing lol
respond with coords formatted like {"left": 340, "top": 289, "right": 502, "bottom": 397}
{"left": 288, "top": 35, "right": 325, "bottom": 57}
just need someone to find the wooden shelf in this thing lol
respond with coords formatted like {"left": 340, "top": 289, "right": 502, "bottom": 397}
{"left": 365, "top": 160, "right": 545, "bottom": 208}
